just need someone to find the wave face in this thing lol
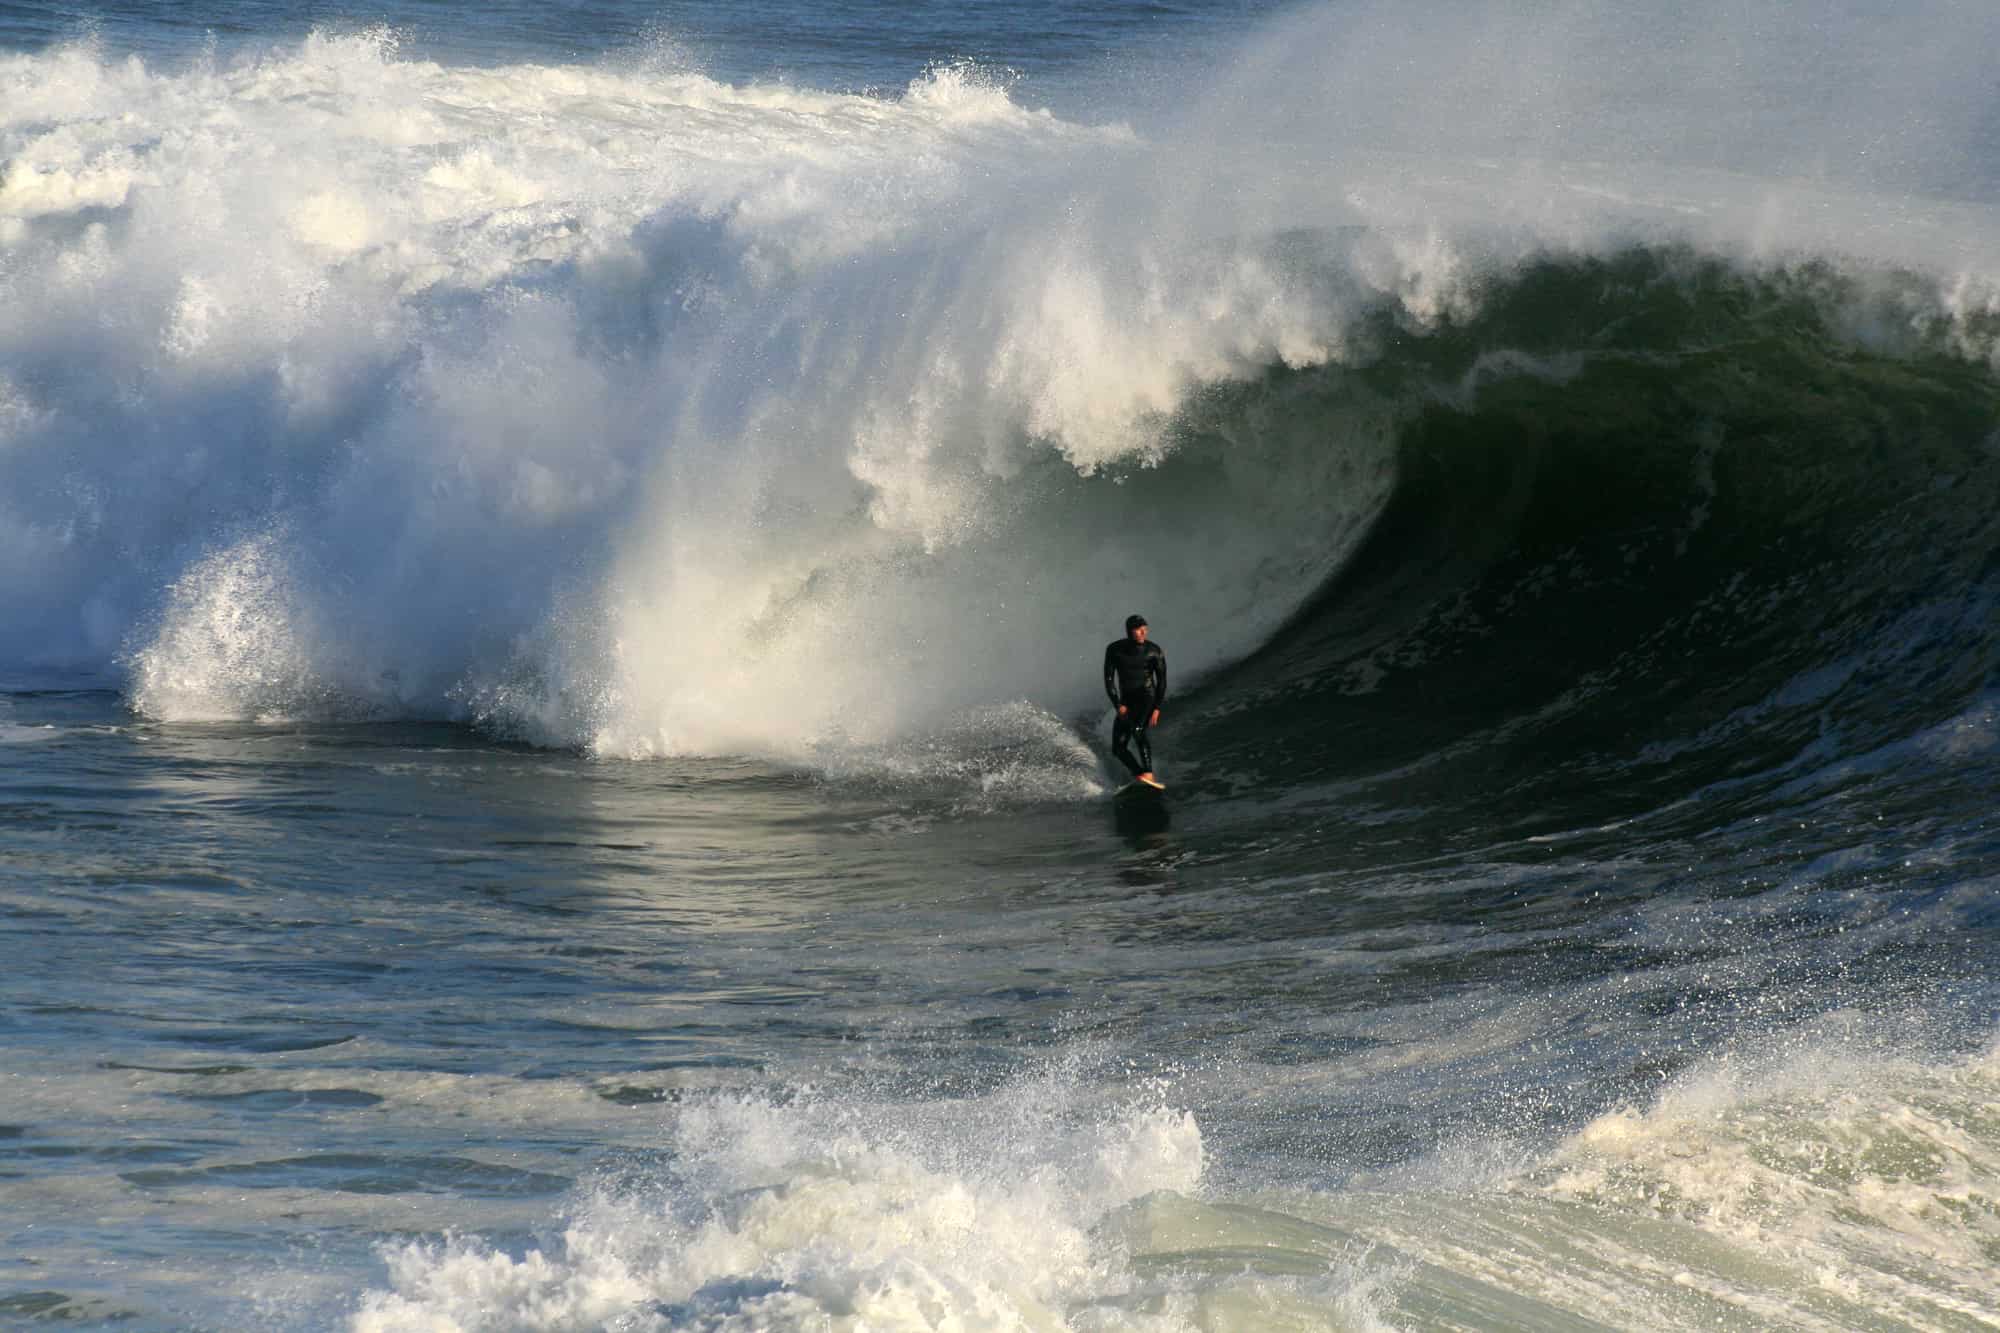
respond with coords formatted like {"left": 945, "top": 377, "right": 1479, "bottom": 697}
{"left": 2, "top": 6, "right": 1998, "bottom": 777}
{"left": 1182, "top": 250, "right": 2000, "bottom": 823}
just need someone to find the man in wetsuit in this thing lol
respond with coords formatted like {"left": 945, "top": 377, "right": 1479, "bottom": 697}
{"left": 1103, "top": 614, "right": 1167, "bottom": 787}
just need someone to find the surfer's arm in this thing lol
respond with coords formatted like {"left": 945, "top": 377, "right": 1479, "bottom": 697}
{"left": 1103, "top": 645, "right": 1121, "bottom": 706}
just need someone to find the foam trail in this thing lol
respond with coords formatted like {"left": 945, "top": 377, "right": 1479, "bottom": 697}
{"left": 2, "top": 5, "right": 1998, "bottom": 762}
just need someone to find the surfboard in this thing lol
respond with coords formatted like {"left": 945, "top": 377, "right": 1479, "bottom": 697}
{"left": 1117, "top": 777, "right": 1166, "bottom": 797}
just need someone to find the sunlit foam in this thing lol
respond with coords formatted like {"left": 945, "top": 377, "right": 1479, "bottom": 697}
{"left": 1, "top": 9, "right": 1996, "bottom": 765}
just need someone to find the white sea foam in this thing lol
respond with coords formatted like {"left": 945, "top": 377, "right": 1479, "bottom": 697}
{"left": 1534, "top": 1026, "right": 2000, "bottom": 1322}
{"left": 333, "top": 1022, "right": 2000, "bottom": 1330}
{"left": 349, "top": 1084, "right": 1224, "bottom": 1332}
{"left": 3, "top": 5, "right": 1998, "bottom": 765}
{"left": 1330, "top": 1021, "right": 2000, "bottom": 1331}
{"left": 341, "top": 1083, "right": 1410, "bottom": 1331}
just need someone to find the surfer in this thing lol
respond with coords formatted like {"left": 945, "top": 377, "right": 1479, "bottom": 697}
{"left": 1103, "top": 614, "right": 1167, "bottom": 788}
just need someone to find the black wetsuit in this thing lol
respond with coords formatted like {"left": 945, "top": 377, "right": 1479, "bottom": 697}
{"left": 1103, "top": 636, "right": 1167, "bottom": 778}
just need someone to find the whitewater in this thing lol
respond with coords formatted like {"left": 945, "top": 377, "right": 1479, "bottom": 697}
{"left": 2, "top": 2, "right": 1991, "bottom": 757}
{"left": 3, "top": 1, "right": 1998, "bottom": 1329}
{"left": 4, "top": 20, "right": 1402, "bottom": 757}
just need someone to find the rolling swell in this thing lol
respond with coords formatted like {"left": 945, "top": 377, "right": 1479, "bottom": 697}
{"left": 1184, "top": 248, "right": 2000, "bottom": 823}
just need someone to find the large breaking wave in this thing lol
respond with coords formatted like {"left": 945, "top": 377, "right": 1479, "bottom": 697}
{"left": 3, "top": 3, "right": 1998, "bottom": 780}
{"left": 1181, "top": 250, "right": 2000, "bottom": 821}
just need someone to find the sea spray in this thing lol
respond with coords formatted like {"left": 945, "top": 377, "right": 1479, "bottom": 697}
{"left": 350, "top": 1086, "right": 1213, "bottom": 1332}
{"left": 3, "top": 4, "right": 1999, "bottom": 767}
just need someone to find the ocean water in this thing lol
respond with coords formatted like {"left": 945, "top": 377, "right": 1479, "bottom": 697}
{"left": 3, "top": 1, "right": 2000, "bottom": 1329}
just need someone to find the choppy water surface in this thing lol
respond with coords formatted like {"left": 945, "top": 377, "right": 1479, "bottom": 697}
{"left": 7, "top": 676, "right": 1996, "bottom": 1328}
{"left": 4, "top": 1, "right": 2000, "bottom": 1328}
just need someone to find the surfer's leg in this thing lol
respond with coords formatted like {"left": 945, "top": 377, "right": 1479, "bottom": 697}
{"left": 1118, "top": 692, "right": 1155, "bottom": 777}
{"left": 1110, "top": 712, "right": 1143, "bottom": 776}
